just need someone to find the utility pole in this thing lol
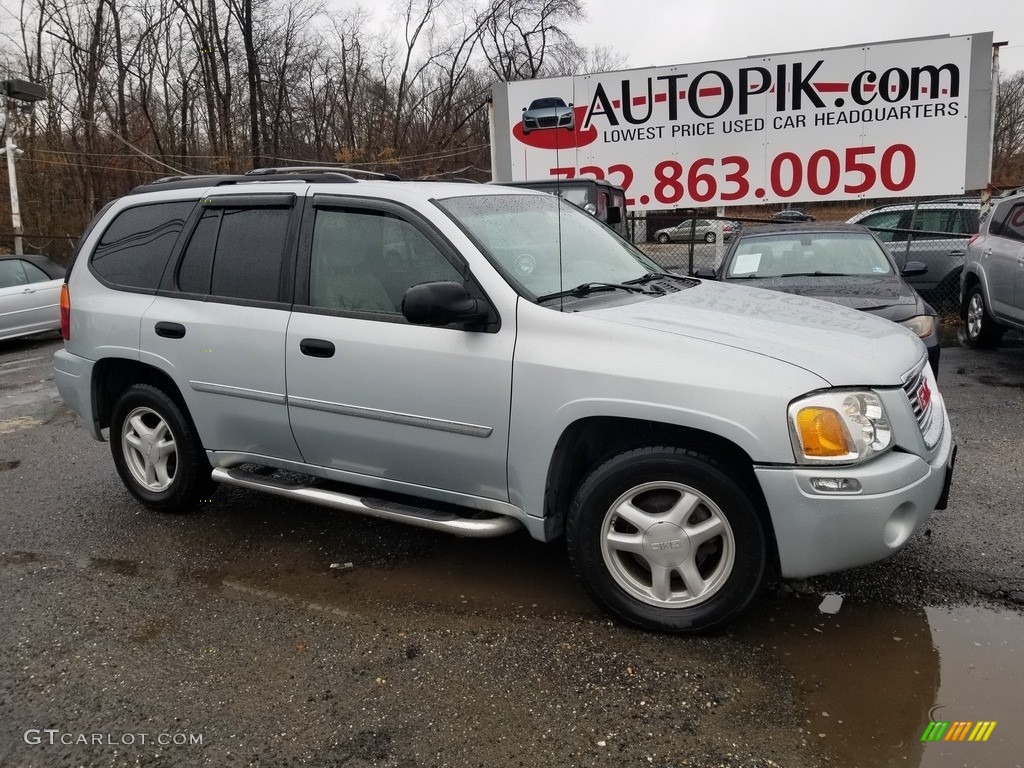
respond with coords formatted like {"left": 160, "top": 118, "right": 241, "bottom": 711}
{"left": 0, "top": 79, "right": 45, "bottom": 255}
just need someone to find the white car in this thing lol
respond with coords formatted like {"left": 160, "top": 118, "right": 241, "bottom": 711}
{"left": 0, "top": 255, "right": 65, "bottom": 341}
{"left": 654, "top": 218, "right": 735, "bottom": 244}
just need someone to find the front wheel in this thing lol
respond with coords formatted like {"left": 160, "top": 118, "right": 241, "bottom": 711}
{"left": 657, "top": 233, "right": 670, "bottom": 244}
{"left": 704, "top": 232, "right": 716, "bottom": 243}
{"left": 566, "top": 446, "right": 767, "bottom": 633}
{"left": 110, "top": 384, "right": 215, "bottom": 512}
{"left": 962, "top": 285, "right": 1005, "bottom": 348}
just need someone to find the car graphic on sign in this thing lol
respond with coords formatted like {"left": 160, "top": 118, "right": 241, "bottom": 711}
{"left": 521, "top": 97, "right": 574, "bottom": 135}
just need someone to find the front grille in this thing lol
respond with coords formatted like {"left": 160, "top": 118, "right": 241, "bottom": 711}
{"left": 901, "top": 360, "right": 941, "bottom": 449}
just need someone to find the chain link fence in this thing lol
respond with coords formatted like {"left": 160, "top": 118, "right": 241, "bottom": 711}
{"left": 628, "top": 196, "right": 980, "bottom": 318}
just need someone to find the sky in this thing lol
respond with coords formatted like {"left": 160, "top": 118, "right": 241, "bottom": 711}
{"left": 567, "top": 0, "right": 1024, "bottom": 77}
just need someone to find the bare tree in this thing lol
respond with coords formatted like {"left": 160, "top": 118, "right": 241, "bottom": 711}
{"left": 993, "top": 70, "right": 1024, "bottom": 186}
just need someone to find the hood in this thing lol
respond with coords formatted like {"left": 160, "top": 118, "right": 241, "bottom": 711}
{"left": 585, "top": 280, "right": 925, "bottom": 386}
{"left": 731, "top": 275, "right": 926, "bottom": 320}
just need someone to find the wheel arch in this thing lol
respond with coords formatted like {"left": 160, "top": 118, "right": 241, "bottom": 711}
{"left": 92, "top": 358, "right": 195, "bottom": 437}
{"left": 543, "top": 415, "right": 780, "bottom": 572}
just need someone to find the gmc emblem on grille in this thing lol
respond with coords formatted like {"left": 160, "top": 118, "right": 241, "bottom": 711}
{"left": 918, "top": 379, "right": 932, "bottom": 410}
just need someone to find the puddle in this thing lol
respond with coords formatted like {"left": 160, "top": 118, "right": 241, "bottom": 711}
{"left": 738, "top": 595, "right": 1023, "bottom": 767}
{"left": 227, "top": 532, "right": 599, "bottom": 620}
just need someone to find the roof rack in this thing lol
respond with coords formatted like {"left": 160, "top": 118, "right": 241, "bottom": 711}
{"left": 128, "top": 170, "right": 362, "bottom": 194}
{"left": 246, "top": 166, "right": 402, "bottom": 181}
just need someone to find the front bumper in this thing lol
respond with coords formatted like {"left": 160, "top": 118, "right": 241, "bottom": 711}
{"left": 755, "top": 405, "right": 954, "bottom": 579}
{"left": 54, "top": 348, "right": 102, "bottom": 440}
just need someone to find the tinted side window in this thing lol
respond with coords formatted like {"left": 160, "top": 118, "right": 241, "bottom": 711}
{"left": 211, "top": 208, "right": 290, "bottom": 302}
{"left": 177, "top": 210, "right": 219, "bottom": 294}
{"left": 858, "top": 211, "right": 902, "bottom": 242}
{"left": 91, "top": 202, "right": 194, "bottom": 289}
{"left": 175, "top": 206, "right": 291, "bottom": 302}
{"left": 309, "top": 208, "right": 462, "bottom": 315}
{"left": 1000, "top": 202, "right": 1024, "bottom": 243}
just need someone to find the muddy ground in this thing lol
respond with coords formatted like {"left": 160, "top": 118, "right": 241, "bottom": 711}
{"left": 1, "top": 334, "right": 1022, "bottom": 768}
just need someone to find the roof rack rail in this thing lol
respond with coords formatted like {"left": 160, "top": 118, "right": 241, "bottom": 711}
{"left": 128, "top": 170, "right": 361, "bottom": 194}
{"left": 246, "top": 166, "right": 402, "bottom": 181}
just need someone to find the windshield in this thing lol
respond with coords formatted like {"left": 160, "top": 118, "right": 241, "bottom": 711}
{"left": 437, "top": 193, "right": 661, "bottom": 300}
{"left": 726, "top": 232, "right": 894, "bottom": 278}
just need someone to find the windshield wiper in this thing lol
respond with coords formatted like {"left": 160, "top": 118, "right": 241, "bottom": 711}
{"left": 536, "top": 281, "right": 660, "bottom": 303}
{"left": 624, "top": 271, "right": 681, "bottom": 286}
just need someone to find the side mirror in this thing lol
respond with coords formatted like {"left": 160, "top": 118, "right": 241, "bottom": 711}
{"left": 606, "top": 207, "right": 622, "bottom": 225}
{"left": 402, "top": 281, "right": 491, "bottom": 327}
{"left": 694, "top": 268, "right": 717, "bottom": 279}
{"left": 521, "top": 107, "right": 527, "bottom": 112}
{"left": 901, "top": 261, "right": 928, "bottom": 277}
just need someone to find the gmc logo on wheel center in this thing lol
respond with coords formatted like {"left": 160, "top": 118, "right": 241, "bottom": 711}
{"left": 650, "top": 540, "right": 683, "bottom": 551}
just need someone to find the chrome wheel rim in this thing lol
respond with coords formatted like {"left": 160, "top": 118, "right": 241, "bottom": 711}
{"left": 121, "top": 406, "right": 178, "bottom": 491}
{"left": 600, "top": 481, "right": 735, "bottom": 608}
{"left": 966, "top": 293, "right": 985, "bottom": 339}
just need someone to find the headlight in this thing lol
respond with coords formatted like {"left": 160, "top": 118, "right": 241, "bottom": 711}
{"left": 900, "top": 315, "right": 936, "bottom": 338}
{"left": 788, "top": 390, "right": 893, "bottom": 464}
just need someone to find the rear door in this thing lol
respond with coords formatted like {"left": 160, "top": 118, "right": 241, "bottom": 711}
{"left": 987, "top": 200, "right": 1024, "bottom": 322}
{"left": 285, "top": 195, "right": 514, "bottom": 501}
{"left": 140, "top": 191, "right": 304, "bottom": 461}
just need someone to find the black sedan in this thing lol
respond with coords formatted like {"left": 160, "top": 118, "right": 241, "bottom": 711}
{"left": 695, "top": 224, "right": 940, "bottom": 374}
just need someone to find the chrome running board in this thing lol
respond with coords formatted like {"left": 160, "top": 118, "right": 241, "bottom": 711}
{"left": 211, "top": 467, "right": 521, "bottom": 538}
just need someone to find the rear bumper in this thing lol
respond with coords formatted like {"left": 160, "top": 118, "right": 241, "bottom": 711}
{"left": 54, "top": 349, "right": 102, "bottom": 440}
{"left": 755, "top": 407, "right": 954, "bottom": 579}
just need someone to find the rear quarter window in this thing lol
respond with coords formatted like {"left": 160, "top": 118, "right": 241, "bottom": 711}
{"left": 90, "top": 201, "right": 195, "bottom": 290}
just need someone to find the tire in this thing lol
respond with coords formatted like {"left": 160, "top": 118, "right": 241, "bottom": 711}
{"left": 566, "top": 446, "right": 767, "bottom": 633}
{"left": 962, "top": 284, "right": 1005, "bottom": 349}
{"left": 704, "top": 232, "right": 716, "bottom": 243}
{"left": 109, "top": 383, "right": 215, "bottom": 512}
{"left": 657, "top": 233, "right": 670, "bottom": 244}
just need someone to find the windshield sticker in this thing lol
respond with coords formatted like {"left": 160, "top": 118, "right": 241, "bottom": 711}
{"left": 733, "top": 252, "right": 762, "bottom": 275}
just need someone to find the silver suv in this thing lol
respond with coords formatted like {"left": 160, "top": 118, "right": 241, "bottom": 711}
{"left": 55, "top": 169, "right": 955, "bottom": 633}
{"left": 960, "top": 188, "right": 1024, "bottom": 347}
{"left": 848, "top": 198, "right": 979, "bottom": 295}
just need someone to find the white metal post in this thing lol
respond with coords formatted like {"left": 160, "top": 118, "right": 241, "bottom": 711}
{"left": 5, "top": 133, "right": 23, "bottom": 255}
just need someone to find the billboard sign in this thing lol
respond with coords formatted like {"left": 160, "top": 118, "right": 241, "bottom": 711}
{"left": 490, "top": 34, "right": 994, "bottom": 210}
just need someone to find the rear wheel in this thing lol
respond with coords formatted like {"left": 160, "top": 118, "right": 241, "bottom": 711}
{"left": 657, "top": 233, "right": 670, "bottom": 244}
{"left": 566, "top": 446, "right": 767, "bottom": 633}
{"left": 110, "top": 384, "right": 214, "bottom": 511}
{"left": 962, "top": 285, "right": 1005, "bottom": 348}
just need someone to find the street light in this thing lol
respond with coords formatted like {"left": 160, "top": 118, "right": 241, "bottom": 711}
{"left": 1, "top": 78, "right": 46, "bottom": 255}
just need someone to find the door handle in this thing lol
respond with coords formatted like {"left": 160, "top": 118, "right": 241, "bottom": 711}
{"left": 155, "top": 321, "right": 186, "bottom": 339}
{"left": 21, "top": 287, "right": 36, "bottom": 294}
{"left": 300, "top": 338, "right": 335, "bottom": 358}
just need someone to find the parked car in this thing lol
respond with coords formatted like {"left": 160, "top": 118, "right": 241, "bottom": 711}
{"left": 848, "top": 198, "right": 979, "bottom": 295}
{"left": 960, "top": 187, "right": 1024, "bottom": 347}
{"left": 770, "top": 209, "right": 815, "bottom": 223}
{"left": 654, "top": 218, "right": 735, "bottom": 244}
{"left": 695, "top": 224, "right": 940, "bottom": 375}
{"left": 521, "top": 97, "right": 574, "bottom": 135}
{"left": 0, "top": 254, "right": 66, "bottom": 341}
{"left": 55, "top": 170, "right": 954, "bottom": 634}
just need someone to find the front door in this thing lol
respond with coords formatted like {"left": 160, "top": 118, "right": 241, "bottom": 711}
{"left": 285, "top": 199, "right": 514, "bottom": 502}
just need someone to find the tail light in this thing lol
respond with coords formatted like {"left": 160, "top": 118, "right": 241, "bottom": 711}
{"left": 59, "top": 283, "right": 70, "bottom": 340}
{"left": 967, "top": 234, "right": 980, "bottom": 247}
